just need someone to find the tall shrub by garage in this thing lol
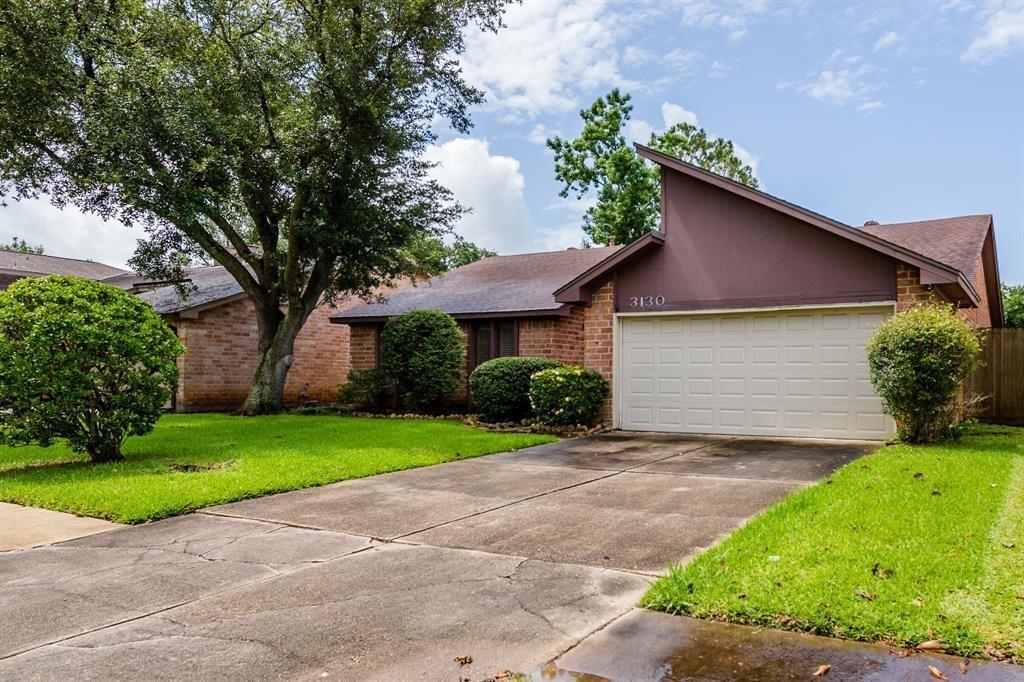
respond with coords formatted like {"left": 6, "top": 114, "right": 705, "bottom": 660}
{"left": 529, "top": 365, "right": 609, "bottom": 427}
{"left": 866, "top": 304, "right": 982, "bottom": 443}
{"left": 380, "top": 309, "right": 464, "bottom": 413}
{"left": 470, "top": 356, "right": 563, "bottom": 422}
{"left": 0, "top": 276, "right": 184, "bottom": 462}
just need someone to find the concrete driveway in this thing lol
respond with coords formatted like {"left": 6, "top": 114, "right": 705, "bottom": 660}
{"left": 0, "top": 433, "right": 874, "bottom": 680}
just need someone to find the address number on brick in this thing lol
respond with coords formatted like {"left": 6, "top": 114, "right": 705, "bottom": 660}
{"left": 628, "top": 295, "right": 665, "bottom": 307}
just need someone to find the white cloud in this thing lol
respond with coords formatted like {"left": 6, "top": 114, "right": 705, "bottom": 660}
{"left": 460, "top": 0, "right": 632, "bottom": 119}
{"left": 785, "top": 54, "right": 881, "bottom": 110}
{"left": 873, "top": 31, "right": 900, "bottom": 50}
{"left": 533, "top": 223, "right": 588, "bottom": 251}
{"left": 424, "top": 138, "right": 532, "bottom": 254}
{"left": 962, "top": 1, "right": 1024, "bottom": 63}
{"left": 628, "top": 119, "right": 655, "bottom": 143}
{"left": 663, "top": 48, "right": 702, "bottom": 70}
{"left": 0, "top": 198, "right": 144, "bottom": 268}
{"left": 526, "top": 123, "right": 559, "bottom": 145}
{"left": 708, "top": 60, "right": 730, "bottom": 78}
{"left": 672, "top": 0, "right": 769, "bottom": 40}
{"left": 858, "top": 100, "right": 885, "bottom": 111}
{"left": 622, "top": 45, "right": 654, "bottom": 67}
{"left": 661, "top": 102, "right": 700, "bottom": 128}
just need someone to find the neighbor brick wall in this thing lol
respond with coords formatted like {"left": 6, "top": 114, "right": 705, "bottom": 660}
{"left": 896, "top": 262, "right": 989, "bottom": 328}
{"left": 518, "top": 306, "right": 586, "bottom": 365}
{"left": 582, "top": 281, "right": 615, "bottom": 425}
{"left": 174, "top": 299, "right": 349, "bottom": 411}
{"left": 349, "top": 323, "right": 379, "bottom": 371}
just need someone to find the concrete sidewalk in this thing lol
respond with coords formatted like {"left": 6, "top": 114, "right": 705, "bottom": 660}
{"left": 0, "top": 502, "right": 120, "bottom": 551}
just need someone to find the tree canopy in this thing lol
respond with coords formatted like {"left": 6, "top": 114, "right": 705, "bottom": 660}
{"left": 547, "top": 89, "right": 758, "bottom": 246}
{"left": 1003, "top": 284, "right": 1024, "bottom": 328}
{"left": 0, "top": 0, "right": 509, "bottom": 413}
{"left": 0, "top": 236, "right": 43, "bottom": 254}
{"left": 404, "top": 234, "right": 496, "bottom": 277}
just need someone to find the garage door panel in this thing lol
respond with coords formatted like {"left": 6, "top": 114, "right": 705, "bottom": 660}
{"left": 619, "top": 306, "right": 893, "bottom": 440}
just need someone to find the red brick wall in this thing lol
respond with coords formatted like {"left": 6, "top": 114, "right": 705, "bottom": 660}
{"left": 582, "top": 281, "right": 615, "bottom": 424}
{"left": 960, "top": 259, "right": 991, "bottom": 328}
{"left": 174, "top": 299, "right": 349, "bottom": 411}
{"left": 349, "top": 323, "right": 379, "bottom": 371}
{"left": 896, "top": 263, "right": 989, "bottom": 328}
{"left": 518, "top": 306, "right": 585, "bottom": 365}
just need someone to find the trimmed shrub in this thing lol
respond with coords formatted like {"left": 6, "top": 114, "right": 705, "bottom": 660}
{"left": 0, "top": 275, "right": 184, "bottom": 462}
{"left": 867, "top": 304, "right": 982, "bottom": 443}
{"left": 470, "top": 356, "right": 564, "bottom": 422}
{"left": 529, "top": 365, "right": 609, "bottom": 427}
{"left": 337, "top": 368, "right": 391, "bottom": 411}
{"left": 380, "top": 309, "right": 464, "bottom": 413}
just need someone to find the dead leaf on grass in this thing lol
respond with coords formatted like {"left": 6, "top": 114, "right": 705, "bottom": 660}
{"left": 918, "top": 640, "right": 945, "bottom": 652}
{"left": 812, "top": 664, "right": 831, "bottom": 677}
{"left": 1001, "top": 542, "right": 1015, "bottom": 549}
{"left": 737, "top": 593, "right": 749, "bottom": 600}
{"left": 928, "top": 665, "right": 949, "bottom": 680}
{"left": 854, "top": 588, "right": 876, "bottom": 601}
{"left": 913, "top": 472, "right": 925, "bottom": 480}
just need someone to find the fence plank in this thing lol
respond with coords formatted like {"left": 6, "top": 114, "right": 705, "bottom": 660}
{"left": 968, "top": 328, "right": 1024, "bottom": 424}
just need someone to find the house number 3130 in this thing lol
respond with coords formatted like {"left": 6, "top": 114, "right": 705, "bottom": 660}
{"left": 629, "top": 295, "right": 665, "bottom": 307}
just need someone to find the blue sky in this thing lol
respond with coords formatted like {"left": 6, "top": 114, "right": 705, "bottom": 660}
{"left": 2, "top": 0, "right": 1022, "bottom": 283}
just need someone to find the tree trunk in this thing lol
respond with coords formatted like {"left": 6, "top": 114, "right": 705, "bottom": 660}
{"left": 87, "top": 442, "right": 123, "bottom": 464}
{"left": 241, "top": 310, "right": 306, "bottom": 416}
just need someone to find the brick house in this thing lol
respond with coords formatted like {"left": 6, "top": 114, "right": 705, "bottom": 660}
{"left": 332, "top": 144, "right": 1003, "bottom": 440}
{"left": 0, "top": 252, "right": 361, "bottom": 411}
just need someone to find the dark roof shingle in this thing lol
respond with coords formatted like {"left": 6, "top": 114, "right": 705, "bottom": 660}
{"left": 0, "top": 250, "right": 128, "bottom": 280}
{"left": 137, "top": 266, "right": 243, "bottom": 314}
{"left": 332, "top": 246, "right": 620, "bottom": 321}
{"left": 859, "top": 215, "right": 991, "bottom": 285}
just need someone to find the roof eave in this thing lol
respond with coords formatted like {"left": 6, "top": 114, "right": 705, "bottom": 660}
{"left": 330, "top": 305, "right": 576, "bottom": 324}
{"left": 553, "top": 231, "right": 665, "bottom": 304}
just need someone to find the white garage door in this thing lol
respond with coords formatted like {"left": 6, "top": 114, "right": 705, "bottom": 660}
{"left": 618, "top": 305, "right": 893, "bottom": 440}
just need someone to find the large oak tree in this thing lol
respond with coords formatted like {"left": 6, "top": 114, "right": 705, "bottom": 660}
{"left": 0, "top": 0, "right": 509, "bottom": 414}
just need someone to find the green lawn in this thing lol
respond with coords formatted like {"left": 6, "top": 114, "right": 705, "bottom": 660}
{"left": 0, "top": 414, "right": 555, "bottom": 524}
{"left": 641, "top": 425, "right": 1024, "bottom": 662}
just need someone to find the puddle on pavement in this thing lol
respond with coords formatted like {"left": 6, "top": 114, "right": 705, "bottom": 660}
{"left": 531, "top": 612, "right": 1022, "bottom": 681}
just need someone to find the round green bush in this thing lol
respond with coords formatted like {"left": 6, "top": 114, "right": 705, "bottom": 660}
{"left": 469, "top": 356, "right": 563, "bottom": 422}
{"left": 0, "top": 275, "right": 184, "bottom": 462}
{"left": 529, "top": 365, "right": 609, "bottom": 427}
{"left": 380, "top": 309, "right": 464, "bottom": 413}
{"left": 867, "top": 304, "right": 982, "bottom": 443}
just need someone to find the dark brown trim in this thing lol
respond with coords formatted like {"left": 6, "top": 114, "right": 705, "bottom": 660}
{"left": 634, "top": 144, "right": 980, "bottom": 306}
{"left": 374, "top": 324, "right": 382, "bottom": 369}
{"left": 331, "top": 305, "right": 575, "bottom": 324}
{"left": 554, "top": 231, "right": 664, "bottom": 304}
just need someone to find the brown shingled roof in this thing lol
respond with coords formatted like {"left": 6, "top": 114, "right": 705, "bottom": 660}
{"left": 859, "top": 215, "right": 991, "bottom": 286}
{"left": 0, "top": 249, "right": 128, "bottom": 280}
{"left": 331, "top": 246, "right": 620, "bottom": 322}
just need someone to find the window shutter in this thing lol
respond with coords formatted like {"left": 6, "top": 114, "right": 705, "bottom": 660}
{"left": 476, "top": 322, "right": 492, "bottom": 363}
{"left": 499, "top": 322, "right": 516, "bottom": 357}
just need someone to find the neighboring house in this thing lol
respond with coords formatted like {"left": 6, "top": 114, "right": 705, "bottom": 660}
{"left": 0, "top": 250, "right": 130, "bottom": 289}
{"left": 0, "top": 251, "right": 357, "bottom": 411}
{"left": 332, "top": 145, "right": 1003, "bottom": 441}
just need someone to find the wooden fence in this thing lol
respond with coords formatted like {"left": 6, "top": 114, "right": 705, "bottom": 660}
{"left": 965, "top": 327, "right": 1024, "bottom": 424}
